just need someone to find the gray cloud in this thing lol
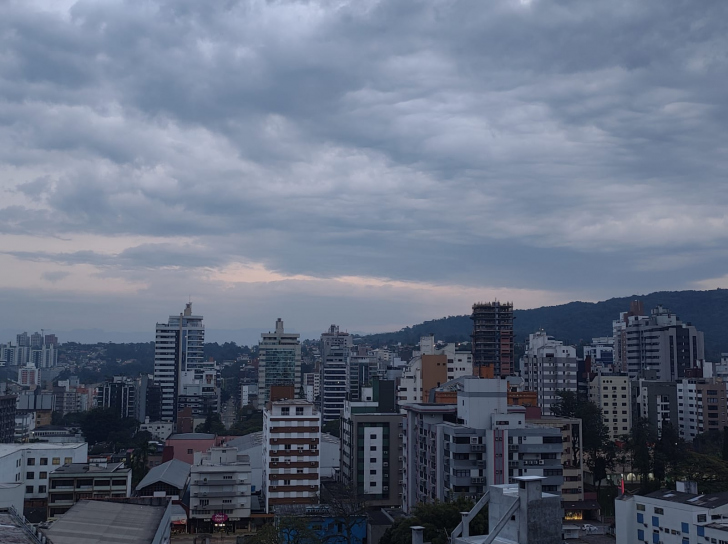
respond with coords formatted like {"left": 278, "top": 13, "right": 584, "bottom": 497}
{"left": 1, "top": 0, "right": 728, "bottom": 334}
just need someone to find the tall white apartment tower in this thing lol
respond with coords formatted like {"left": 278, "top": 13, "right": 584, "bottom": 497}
{"left": 154, "top": 302, "right": 206, "bottom": 422}
{"left": 320, "top": 324, "right": 353, "bottom": 422}
{"left": 521, "top": 330, "right": 577, "bottom": 416}
{"left": 257, "top": 319, "right": 301, "bottom": 409}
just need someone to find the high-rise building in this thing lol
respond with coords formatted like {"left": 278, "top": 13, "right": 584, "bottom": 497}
{"left": 623, "top": 305, "right": 705, "bottom": 380}
{"left": 320, "top": 325, "right": 353, "bottom": 422}
{"left": 18, "top": 364, "right": 41, "bottom": 388}
{"left": 676, "top": 378, "right": 728, "bottom": 441}
{"left": 401, "top": 378, "right": 563, "bottom": 513}
{"left": 16, "top": 332, "right": 29, "bottom": 347}
{"left": 471, "top": 301, "right": 514, "bottom": 378}
{"left": 589, "top": 372, "right": 631, "bottom": 440}
{"left": 154, "top": 303, "right": 206, "bottom": 422}
{"left": 262, "top": 399, "right": 321, "bottom": 513}
{"left": 0, "top": 394, "right": 16, "bottom": 443}
{"left": 613, "top": 300, "right": 646, "bottom": 373}
{"left": 95, "top": 377, "right": 137, "bottom": 419}
{"left": 631, "top": 379, "right": 679, "bottom": 437}
{"left": 340, "top": 380, "right": 402, "bottom": 507}
{"left": 521, "top": 331, "right": 578, "bottom": 416}
{"left": 30, "top": 332, "right": 43, "bottom": 348}
{"left": 257, "top": 319, "right": 301, "bottom": 409}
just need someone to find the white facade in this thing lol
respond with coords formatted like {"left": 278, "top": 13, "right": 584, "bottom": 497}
{"left": 589, "top": 372, "right": 632, "bottom": 440}
{"left": 521, "top": 331, "right": 577, "bottom": 416}
{"left": 190, "top": 447, "right": 251, "bottom": 523}
{"left": 18, "top": 364, "right": 40, "bottom": 388}
{"left": 140, "top": 419, "right": 174, "bottom": 441}
{"left": 397, "top": 339, "right": 473, "bottom": 405}
{"left": 0, "top": 442, "right": 88, "bottom": 507}
{"left": 262, "top": 399, "right": 321, "bottom": 513}
{"left": 616, "top": 488, "right": 728, "bottom": 544}
{"left": 154, "top": 302, "right": 207, "bottom": 422}
{"left": 320, "top": 325, "right": 353, "bottom": 422}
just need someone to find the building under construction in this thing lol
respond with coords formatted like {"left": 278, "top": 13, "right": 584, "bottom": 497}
{"left": 471, "top": 301, "right": 514, "bottom": 378}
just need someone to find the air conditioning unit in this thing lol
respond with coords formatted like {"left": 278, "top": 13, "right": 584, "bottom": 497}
{"left": 538, "top": 460, "right": 544, "bottom": 465}
{"left": 470, "top": 437, "right": 478, "bottom": 444}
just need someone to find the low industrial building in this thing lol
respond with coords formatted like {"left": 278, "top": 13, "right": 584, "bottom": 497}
{"left": 47, "top": 462, "right": 132, "bottom": 519}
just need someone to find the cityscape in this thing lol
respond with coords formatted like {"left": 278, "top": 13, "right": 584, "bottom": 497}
{"left": 1, "top": 297, "right": 728, "bottom": 544}
{"left": 1, "top": 1, "right": 727, "bottom": 544}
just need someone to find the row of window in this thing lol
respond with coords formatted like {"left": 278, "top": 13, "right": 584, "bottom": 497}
{"left": 27, "top": 457, "right": 72, "bottom": 466}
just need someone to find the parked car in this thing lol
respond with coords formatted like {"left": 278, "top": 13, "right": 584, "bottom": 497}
{"left": 581, "top": 524, "right": 599, "bottom": 533}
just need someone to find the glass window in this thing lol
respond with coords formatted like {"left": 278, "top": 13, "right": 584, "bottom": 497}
{"left": 52, "top": 458, "right": 60, "bottom": 465}
{"left": 40, "top": 458, "right": 48, "bottom": 465}
{"left": 40, "top": 472, "right": 47, "bottom": 479}
{"left": 64, "top": 458, "right": 72, "bottom": 465}
{"left": 25, "top": 486, "right": 33, "bottom": 494}
{"left": 637, "top": 513, "right": 644, "bottom": 523}
{"left": 27, "top": 458, "right": 35, "bottom": 466}
{"left": 26, "top": 472, "right": 34, "bottom": 480}
{"left": 682, "top": 522, "right": 689, "bottom": 533}
{"left": 38, "top": 485, "right": 46, "bottom": 493}
{"left": 638, "top": 529, "right": 644, "bottom": 540}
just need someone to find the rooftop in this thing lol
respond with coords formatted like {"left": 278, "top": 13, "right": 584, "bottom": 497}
{"left": 0, "top": 443, "right": 85, "bottom": 458}
{"left": 644, "top": 489, "right": 728, "bottom": 508}
{"left": 167, "top": 433, "right": 215, "bottom": 440}
{"left": 136, "top": 459, "right": 191, "bottom": 491}
{"left": 0, "top": 510, "right": 38, "bottom": 544}
{"left": 42, "top": 500, "right": 168, "bottom": 544}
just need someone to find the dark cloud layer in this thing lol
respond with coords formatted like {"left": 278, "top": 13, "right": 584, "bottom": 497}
{"left": 1, "top": 0, "right": 728, "bottom": 334}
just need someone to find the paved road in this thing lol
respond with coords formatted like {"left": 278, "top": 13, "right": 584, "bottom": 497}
{"left": 221, "top": 399, "right": 237, "bottom": 430}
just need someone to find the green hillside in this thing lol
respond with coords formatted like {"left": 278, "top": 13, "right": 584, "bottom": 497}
{"left": 360, "top": 289, "right": 728, "bottom": 360}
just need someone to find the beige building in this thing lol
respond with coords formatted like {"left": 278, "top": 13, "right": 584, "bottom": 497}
{"left": 589, "top": 372, "right": 631, "bottom": 441}
{"left": 527, "top": 416, "right": 584, "bottom": 501}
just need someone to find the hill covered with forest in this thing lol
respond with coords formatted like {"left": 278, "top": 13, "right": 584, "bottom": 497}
{"left": 360, "top": 289, "right": 728, "bottom": 360}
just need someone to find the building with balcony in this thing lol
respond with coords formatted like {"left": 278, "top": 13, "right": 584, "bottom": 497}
{"left": 320, "top": 325, "right": 353, "bottom": 422}
{"left": 0, "top": 394, "right": 16, "bottom": 443}
{"left": 589, "top": 372, "right": 632, "bottom": 440}
{"left": 676, "top": 378, "right": 728, "bottom": 441}
{"left": 189, "top": 446, "right": 251, "bottom": 533}
{"left": 263, "top": 399, "right": 321, "bottom": 513}
{"left": 401, "top": 377, "right": 563, "bottom": 513}
{"left": 471, "top": 301, "right": 514, "bottom": 378}
{"left": 47, "top": 462, "right": 132, "bottom": 519}
{"left": 258, "top": 319, "right": 302, "bottom": 409}
{"left": 0, "top": 442, "right": 88, "bottom": 519}
{"left": 340, "top": 380, "right": 402, "bottom": 507}
{"left": 521, "top": 330, "right": 577, "bottom": 416}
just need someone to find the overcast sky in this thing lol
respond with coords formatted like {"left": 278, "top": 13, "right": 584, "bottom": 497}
{"left": 1, "top": 0, "right": 727, "bottom": 343}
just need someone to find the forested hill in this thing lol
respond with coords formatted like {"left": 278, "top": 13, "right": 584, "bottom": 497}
{"left": 360, "top": 289, "right": 728, "bottom": 359}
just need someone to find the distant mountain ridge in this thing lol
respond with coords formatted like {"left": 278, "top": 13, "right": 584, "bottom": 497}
{"left": 360, "top": 289, "right": 728, "bottom": 360}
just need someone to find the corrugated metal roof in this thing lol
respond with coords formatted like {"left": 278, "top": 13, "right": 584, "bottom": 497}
{"left": 42, "top": 501, "right": 167, "bottom": 544}
{"left": 136, "top": 459, "right": 191, "bottom": 491}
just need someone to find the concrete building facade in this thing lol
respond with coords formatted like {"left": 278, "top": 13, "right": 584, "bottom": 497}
{"left": 257, "top": 319, "right": 301, "bottom": 409}
{"left": 471, "top": 302, "right": 514, "bottom": 378}
{"left": 521, "top": 331, "right": 577, "bottom": 417}
{"left": 589, "top": 372, "right": 632, "bottom": 440}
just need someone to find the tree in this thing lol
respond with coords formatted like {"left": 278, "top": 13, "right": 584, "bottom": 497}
{"left": 323, "top": 420, "right": 340, "bottom": 438}
{"left": 380, "top": 499, "right": 487, "bottom": 544}
{"left": 195, "top": 411, "right": 227, "bottom": 435}
{"left": 80, "top": 408, "right": 138, "bottom": 447}
{"left": 625, "top": 418, "right": 657, "bottom": 491}
{"left": 551, "top": 390, "right": 579, "bottom": 419}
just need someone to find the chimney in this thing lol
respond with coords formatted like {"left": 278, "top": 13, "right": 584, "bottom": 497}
{"left": 411, "top": 526, "right": 424, "bottom": 544}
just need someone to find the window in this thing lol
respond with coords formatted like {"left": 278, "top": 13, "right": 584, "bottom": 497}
{"left": 370, "top": 434, "right": 377, "bottom": 439}
{"left": 370, "top": 458, "right": 376, "bottom": 463}
{"left": 638, "top": 529, "right": 645, "bottom": 540}
{"left": 370, "top": 446, "right": 377, "bottom": 451}
{"left": 40, "top": 472, "right": 47, "bottom": 479}
{"left": 697, "top": 514, "right": 706, "bottom": 523}
{"left": 38, "top": 485, "right": 46, "bottom": 493}
{"left": 25, "top": 486, "right": 33, "bottom": 493}
{"left": 370, "top": 469, "right": 377, "bottom": 475}
{"left": 64, "top": 458, "right": 72, "bottom": 465}
{"left": 187, "top": 449, "right": 193, "bottom": 454}
{"left": 654, "top": 507, "right": 664, "bottom": 515}
{"left": 223, "top": 475, "right": 232, "bottom": 480}
{"left": 40, "top": 458, "right": 48, "bottom": 466}
{"left": 26, "top": 472, "right": 34, "bottom": 480}
{"left": 682, "top": 522, "right": 689, "bottom": 533}
{"left": 281, "top": 408, "right": 290, "bottom": 415}
{"left": 637, "top": 503, "right": 646, "bottom": 511}
{"left": 296, "top": 407, "right": 304, "bottom": 415}
{"left": 27, "top": 458, "right": 35, "bottom": 466}
{"left": 652, "top": 516, "right": 659, "bottom": 527}
{"left": 637, "top": 513, "right": 644, "bottom": 523}
{"left": 223, "top": 499, "right": 232, "bottom": 504}
{"left": 370, "top": 482, "right": 376, "bottom": 487}
{"left": 52, "top": 458, "right": 60, "bottom": 465}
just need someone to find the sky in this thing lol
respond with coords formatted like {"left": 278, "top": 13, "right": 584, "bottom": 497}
{"left": 1, "top": 0, "right": 727, "bottom": 344}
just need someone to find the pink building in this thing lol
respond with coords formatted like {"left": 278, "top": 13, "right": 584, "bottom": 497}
{"left": 163, "top": 433, "right": 220, "bottom": 464}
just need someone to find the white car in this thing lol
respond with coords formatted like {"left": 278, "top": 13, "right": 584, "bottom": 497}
{"left": 581, "top": 524, "right": 599, "bottom": 533}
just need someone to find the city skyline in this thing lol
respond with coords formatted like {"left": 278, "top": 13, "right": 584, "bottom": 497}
{"left": 1, "top": 1, "right": 727, "bottom": 341}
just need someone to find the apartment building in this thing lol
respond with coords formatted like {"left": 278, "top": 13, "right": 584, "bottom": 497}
{"left": 320, "top": 325, "right": 352, "bottom": 422}
{"left": 521, "top": 331, "right": 577, "bottom": 416}
{"left": 189, "top": 447, "right": 251, "bottom": 533}
{"left": 631, "top": 380, "right": 679, "bottom": 437}
{"left": 258, "top": 319, "right": 301, "bottom": 409}
{"left": 0, "top": 442, "right": 88, "bottom": 516}
{"left": 401, "top": 378, "right": 563, "bottom": 513}
{"left": 589, "top": 372, "right": 632, "bottom": 440}
{"left": 616, "top": 485, "right": 728, "bottom": 544}
{"left": 47, "top": 462, "right": 132, "bottom": 519}
{"left": 0, "top": 395, "right": 15, "bottom": 443}
{"left": 262, "top": 399, "right": 321, "bottom": 513}
{"left": 340, "top": 381, "right": 402, "bottom": 507}
{"left": 676, "top": 378, "right": 728, "bottom": 441}
{"left": 471, "top": 301, "right": 514, "bottom": 377}
{"left": 623, "top": 305, "right": 705, "bottom": 380}
{"left": 397, "top": 338, "right": 473, "bottom": 405}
